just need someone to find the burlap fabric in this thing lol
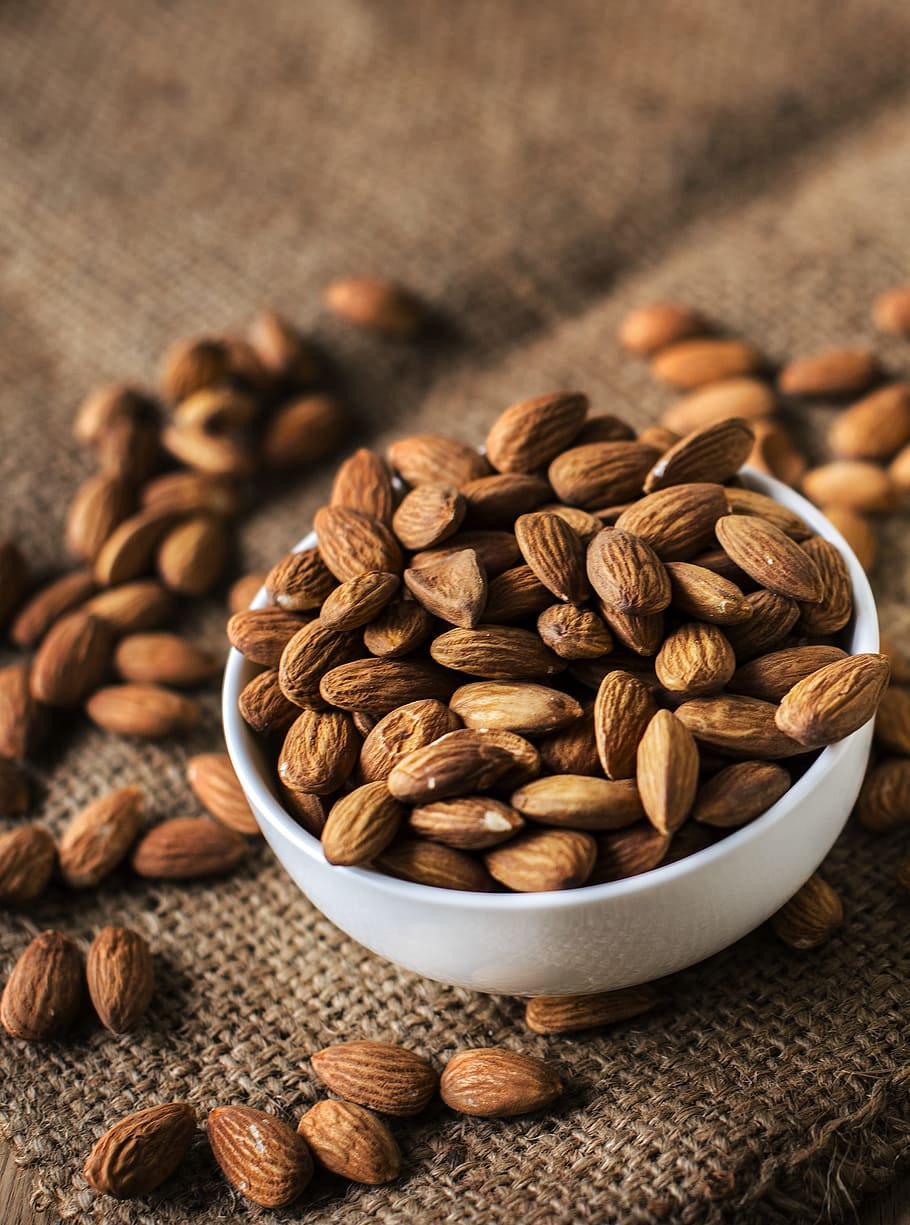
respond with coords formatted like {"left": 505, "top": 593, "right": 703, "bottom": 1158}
{"left": 2, "top": 1, "right": 910, "bottom": 1221}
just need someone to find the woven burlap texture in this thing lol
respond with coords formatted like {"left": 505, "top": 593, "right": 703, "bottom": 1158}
{"left": 2, "top": 1, "right": 910, "bottom": 1221}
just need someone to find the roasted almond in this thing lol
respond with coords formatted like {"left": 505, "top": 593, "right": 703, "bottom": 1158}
{"left": 856, "top": 758, "right": 910, "bottom": 832}
{"left": 86, "top": 926, "right": 154, "bottom": 1033}
{"left": 714, "top": 516, "right": 823, "bottom": 602}
{"left": 514, "top": 512, "right": 589, "bottom": 602}
{"left": 599, "top": 606, "right": 664, "bottom": 656}
{"left": 330, "top": 447, "right": 395, "bottom": 524}
{"left": 775, "top": 653, "right": 890, "bottom": 748}
{"left": 321, "top": 781, "right": 405, "bottom": 865}
{"left": 0, "top": 662, "right": 45, "bottom": 759}
{"left": 132, "top": 817, "right": 247, "bottom": 879}
{"left": 392, "top": 483, "right": 466, "bottom": 549}
{"left": 58, "top": 785, "right": 144, "bottom": 887}
{"left": 651, "top": 338, "right": 761, "bottom": 388}
{"left": 643, "top": 417, "right": 753, "bottom": 492}
{"left": 408, "top": 796, "right": 524, "bottom": 850}
{"left": 187, "top": 753, "right": 258, "bottom": 835}
{"left": 448, "top": 681, "right": 580, "bottom": 737}
{"left": 325, "top": 275, "right": 424, "bottom": 336}
{"left": 730, "top": 645, "right": 848, "bottom": 702}
{"left": 675, "top": 695, "right": 805, "bottom": 758}
{"left": 83, "top": 580, "right": 175, "bottom": 634}
{"left": 484, "top": 828, "right": 596, "bottom": 891}
{"left": 693, "top": 761, "right": 791, "bottom": 828}
{"left": 665, "top": 562, "right": 753, "bottom": 625}
{"left": 208, "top": 1106, "right": 313, "bottom": 1207}
{"left": 660, "top": 377, "right": 776, "bottom": 434}
{"left": 298, "top": 1100, "right": 401, "bottom": 1185}
{"left": 547, "top": 441, "right": 658, "bottom": 508}
{"left": 114, "top": 632, "right": 218, "bottom": 687}
{"left": 778, "top": 348, "right": 879, "bottom": 398}
{"left": 430, "top": 625, "right": 564, "bottom": 679}
{"left": 229, "top": 608, "right": 311, "bottom": 669}
{"left": 314, "top": 505, "right": 403, "bottom": 581}
{"left": 262, "top": 394, "right": 345, "bottom": 469}
{"left": 157, "top": 514, "right": 228, "bottom": 596}
{"left": 537, "top": 603, "right": 613, "bottom": 659}
{"left": 461, "top": 473, "right": 552, "bottom": 527}
{"left": 11, "top": 568, "right": 96, "bottom": 648}
{"left": 319, "top": 571, "right": 400, "bottom": 631}
{"left": 589, "top": 824, "right": 671, "bottom": 883}
{"left": 320, "top": 656, "right": 456, "bottom": 715}
{"left": 615, "top": 483, "right": 727, "bottom": 560}
{"left": 636, "top": 710, "right": 699, "bottom": 835}
{"left": 363, "top": 599, "right": 435, "bottom": 658}
{"left": 586, "top": 527, "right": 670, "bottom": 615}
{"left": 724, "top": 590, "right": 800, "bottom": 661}
{"left": 265, "top": 548, "right": 336, "bottom": 612}
{"left": 83, "top": 1102, "right": 196, "bottom": 1199}
{"left": 377, "top": 838, "right": 494, "bottom": 891}
{"left": 619, "top": 302, "right": 706, "bottom": 355}
{"left": 65, "top": 474, "right": 134, "bottom": 562}
{"left": 403, "top": 549, "right": 487, "bottom": 628}
{"left": 86, "top": 684, "right": 200, "bottom": 737}
{"left": 440, "top": 1048, "right": 562, "bottom": 1117}
{"left": 386, "top": 433, "right": 489, "bottom": 487}
{"left": 387, "top": 728, "right": 517, "bottom": 802}
{"left": 238, "top": 669, "right": 300, "bottom": 737}
{"left": 802, "top": 461, "right": 900, "bottom": 513}
{"left": 0, "top": 826, "right": 56, "bottom": 906}
{"left": 0, "top": 930, "right": 83, "bottom": 1041}
{"left": 486, "top": 391, "right": 588, "bottom": 474}
{"left": 771, "top": 874, "right": 843, "bottom": 949}
{"left": 830, "top": 383, "right": 910, "bottom": 460}
{"left": 511, "top": 775, "right": 643, "bottom": 830}
{"left": 483, "top": 565, "right": 552, "bottom": 623}
{"left": 311, "top": 1040, "right": 438, "bottom": 1115}
{"left": 359, "top": 699, "right": 462, "bottom": 782}
{"left": 526, "top": 984, "right": 659, "bottom": 1034}
{"left": 655, "top": 623, "right": 735, "bottom": 696}
{"left": 724, "top": 487, "right": 811, "bottom": 540}
{"left": 30, "top": 610, "right": 113, "bottom": 707}
{"left": 278, "top": 708, "right": 359, "bottom": 794}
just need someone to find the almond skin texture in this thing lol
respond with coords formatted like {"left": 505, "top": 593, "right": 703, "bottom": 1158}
{"left": 586, "top": 528, "right": 670, "bottom": 615}
{"left": 747, "top": 418, "right": 808, "bottom": 486}
{"left": 675, "top": 695, "right": 806, "bottom": 759}
{"left": 724, "top": 487, "right": 811, "bottom": 540}
{"left": 655, "top": 623, "right": 735, "bottom": 696}
{"left": 636, "top": 710, "right": 699, "bottom": 835}
{"left": 187, "top": 754, "right": 258, "bottom": 835}
{"left": 59, "top": 785, "right": 144, "bottom": 887}
{"left": 377, "top": 839, "right": 494, "bottom": 891}
{"left": 538, "top": 707, "right": 601, "bottom": 776}
{"left": 320, "top": 657, "right": 457, "bottom": 715}
{"left": 266, "top": 548, "right": 336, "bottom": 611}
{"left": 589, "top": 824, "right": 671, "bottom": 883}
{"left": 599, "top": 605, "right": 665, "bottom": 659}
{"left": 665, "top": 562, "right": 753, "bottom": 625}
{"left": 30, "top": 610, "right": 113, "bottom": 707}
{"left": 330, "top": 448, "right": 395, "bottom": 524}
{"left": 131, "top": 817, "right": 247, "bottom": 880}
{"left": 86, "top": 684, "right": 199, "bottom": 737}
{"left": 801, "top": 461, "right": 900, "bottom": 513}
{"left": 208, "top": 1106, "right": 313, "bottom": 1207}
{"left": 771, "top": 875, "right": 843, "bottom": 949}
{"left": 298, "top": 1100, "right": 401, "bottom": 1185}
{"left": 594, "top": 670, "right": 657, "bottom": 779}
{"left": 536, "top": 604, "right": 613, "bottom": 660}
{"left": 0, "top": 662, "right": 45, "bottom": 759}
{"left": 319, "top": 571, "right": 400, "bottom": 631}
{"left": 461, "top": 473, "right": 552, "bottom": 528}
{"left": 86, "top": 926, "right": 154, "bottom": 1033}
{"left": 775, "top": 653, "right": 890, "bottom": 748}
{"left": 511, "top": 775, "right": 644, "bottom": 830}
{"left": 83, "top": 1103, "right": 197, "bottom": 1199}
{"left": 403, "top": 549, "right": 487, "bottom": 628}
{"left": 386, "top": 434, "right": 489, "bottom": 487}
{"left": 440, "top": 1049, "right": 562, "bottom": 1117}
{"left": 363, "top": 598, "right": 434, "bottom": 658}
{"left": 1, "top": 931, "right": 83, "bottom": 1041}
{"left": 830, "top": 384, "right": 910, "bottom": 460}
{"left": 484, "top": 828, "right": 596, "bottom": 891}
{"left": 114, "top": 632, "right": 219, "bottom": 687}
{"left": 314, "top": 506, "right": 403, "bottom": 581}
{"left": 279, "top": 708, "right": 359, "bottom": 794}
{"left": 643, "top": 417, "right": 754, "bottom": 492}
{"left": 661, "top": 377, "right": 776, "bottom": 434}
{"left": 614, "top": 483, "right": 727, "bottom": 561}
{"left": 325, "top": 276, "right": 424, "bottom": 337}
{"left": 515, "top": 512, "right": 589, "bottom": 602}
{"left": 778, "top": 348, "right": 880, "bottom": 398}
{"left": 278, "top": 620, "right": 359, "bottom": 707}
{"left": 714, "top": 516, "right": 823, "bottom": 602}
{"left": 483, "top": 565, "right": 552, "bottom": 623}
{"left": 693, "top": 761, "right": 791, "bottom": 828}
{"left": 548, "top": 441, "right": 658, "bottom": 509}
{"left": 797, "top": 538, "right": 853, "bottom": 634}
{"left": 725, "top": 590, "right": 800, "bottom": 662}
{"left": 651, "top": 338, "right": 761, "bottom": 388}
{"left": 0, "top": 826, "right": 56, "bottom": 906}
{"left": 392, "top": 483, "right": 465, "bottom": 549}
{"left": 450, "top": 681, "right": 581, "bottom": 736}
{"left": 310, "top": 1041, "right": 438, "bottom": 1116}
{"left": 619, "top": 302, "right": 706, "bottom": 355}
{"left": 83, "top": 580, "right": 175, "bottom": 634}
{"left": 857, "top": 758, "right": 910, "bottom": 832}
{"left": 321, "top": 782, "right": 405, "bottom": 865}
{"left": 430, "top": 625, "right": 564, "bottom": 680}
{"left": 486, "top": 391, "right": 588, "bottom": 474}
{"left": 730, "top": 645, "right": 848, "bottom": 702}
{"left": 526, "top": 984, "right": 660, "bottom": 1034}
{"left": 359, "top": 699, "right": 462, "bottom": 782}
{"left": 228, "top": 608, "right": 308, "bottom": 667}
{"left": 387, "top": 729, "right": 517, "bottom": 802}
{"left": 411, "top": 529, "right": 519, "bottom": 576}
{"left": 11, "top": 568, "right": 97, "bottom": 648}
{"left": 408, "top": 797, "right": 524, "bottom": 850}
{"left": 238, "top": 669, "right": 300, "bottom": 737}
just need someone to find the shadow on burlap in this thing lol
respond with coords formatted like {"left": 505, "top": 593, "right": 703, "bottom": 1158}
{"left": 1, "top": 2, "right": 910, "bottom": 1221}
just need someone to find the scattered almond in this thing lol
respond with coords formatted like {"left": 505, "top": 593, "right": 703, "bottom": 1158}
{"left": 132, "top": 816, "right": 247, "bottom": 880}
{"left": 86, "top": 926, "right": 154, "bottom": 1033}
{"left": 208, "top": 1106, "right": 313, "bottom": 1207}
{"left": 83, "top": 1103, "right": 197, "bottom": 1199}
{"left": 440, "top": 1048, "right": 562, "bottom": 1117}
{"left": 59, "top": 786, "right": 144, "bottom": 887}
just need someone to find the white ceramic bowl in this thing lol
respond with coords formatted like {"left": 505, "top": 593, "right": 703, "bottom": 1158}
{"left": 223, "top": 469, "right": 877, "bottom": 996}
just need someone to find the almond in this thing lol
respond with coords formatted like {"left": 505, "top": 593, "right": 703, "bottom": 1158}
{"left": 403, "top": 549, "right": 487, "bottom": 628}
{"left": 547, "top": 441, "right": 658, "bottom": 508}
{"left": 539, "top": 503, "right": 603, "bottom": 540}
{"left": 315, "top": 506, "right": 403, "bottom": 581}
{"left": 636, "top": 424, "right": 679, "bottom": 452}
{"left": 83, "top": 1102, "right": 196, "bottom": 1199}
{"left": 537, "top": 604, "right": 613, "bottom": 659}
{"left": 278, "top": 708, "right": 359, "bottom": 794}
{"left": 730, "top": 645, "right": 848, "bottom": 702}
{"left": 0, "top": 759, "right": 28, "bottom": 815}
{"left": 262, "top": 394, "right": 345, "bottom": 469}
{"left": 0, "top": 826, "right": 56, "bottom": 906}
{"left": 665, "top": 562, "right": 753, "bottom": 625}
{"left": 160, "top": 335, "right": 230, "bottom": 400}
{"left": 265, "top": 548, "right": 336, "bottom": 611}
{"left": 387, "top": 728, "right": 517, "bottom": 802}
{"left": 724, "top": 487, "right": 810, "bottom": 540}
{"left": 310, "top": 1041, "right": 438, "bottom": 1116}
{"left": 440, "top": 1048, "right": 561, "bottom": 1117}
{"left": 30, "top": 610, "right": 113, "bottom": 707}
{"left": 410, "top": 529, "right": 520, "bottom": 576}
{"left": 11, "top": 568, "right": 96, "bottom": 648}
{"left": 586, "top": 527, "right": 670, "bottom": 615}
{"left": 525, "top": 984, "right": 659, "bottom": 1034}
{"left": 636, "top": 710, "right": 699, "bottom": 835}
{"left": 319, "top": 571, "right": 400, "bottom": 631}
{"left": 359, "top": 699, "right": 462, "bottom": 782}
{"left": 238, "top": 669, "right": 300, "bottom": 736}
{"left": 778, "top": 348, "right": 880, "bottom": 398}
{"left": 599, "top": 606, "right": 664, "bottom": 656}
{"left": 229, "top": 607, "right": 311, "bottom": 669}
{"left": 58, "top": 785, "right": 144, "bottom": 887}
{"left": 0, "top": 662, "right": 45, "bottom": 759}
{"left": 675, "top": 695, "right": 805, "bottom": 758}
{"left": 724, "top": 590, "right": 799, "bottom": 661}
{"left": 651, "top": 338, "right": 761, "bottom": 388}
{"left": 249, "top": 310, "right": 321, "bottom": 385}
{"left": 715, "top": 516, "right": 823, "bottom": 602}
{"left": 655, "top": 623, "right": 735, "bottom": 695}
{"left": 775, "top": 653, "right": 890, "bottom": 748}
{"left": 142, "top": 471, "right": 241, "bottom": 518}
{"left": 747, "top": 418, "right": 808, "bottom": 486}
{"left": 387, "top": 433, "right": 489, "bottom": 487}
{"left": 65, "top": 474, "right": 134, "bottom": 562}
{"left": 187, "top": 753, "right": 258, "bottom": 835}
{"left": 0, "top": 931, "right": 83, "bottom": 1041}
{"left": 484, "top": 828, "right": 596, "bottom": 891}
{"left": 796, "top": 539, "right": 853, "bottom": 633}
{"left": 830, "top": 383, "right": 910, "bottom": 460}
{"left": 392, "top": 483, "right": 466, "bottom": 549}
{"left": 330, "top": 447, "right": 395, "bottom": 524}
{"left": 430, "top": 625, "right": 564, "bottom": 679}
{"left": 98, "top": 415, "right": 162, "bottom": 484}
{"left": 407, "top": 796, "right": 524, "bottom": 850}
{"left": 363, "top": 598, "right": 435, "bottom": 658}
{"left": 132, "top": 816, "right": 247, "bottom": 879}
{"left": 94, "top": 509, "right": 175, "bottom": 586}
{"left": 857, "top": 758, "right": 910, "bottom": 832}
{"left": 824, "top": 507, "right": 877, "bottom": 572}
{"left": 74, "top": 382, "right": 158, "bottom": 445}
{"left": 693, "top": 761, "right": 791, "bottom": 828}
{"left": 801, "top": 461, "right": 900, "bottom": 513}
{"left": 511, "top": 775, "right": 643, "bottom": 830}
{"left": 589, "top": 824, "right": 671, "bottom": 883}
{"left": 770, "top": 874, "right": 843, "bottom": 949}
{"left": 377, "top": 838, "right": 494, "bottom": 891}
{"left": 485, "top": 391, "right": 588, "bottom": 474}
{"left": 83, "top": 580, "right": 175, "bottom": 634}
{"left": 483, "top": 565, "right": 552, "bottom": 623}
{"left": 643, "top": 417, "right": 753, "bottom": 492}
{"left": 661, "top": 377, "right": 776, "bottom": 434}
{"left": 614, "top": 483, "right": 727, "bottom": 560}
{"left": 86, "top": 684, "right": 200, "bottom": 737}
{"left": 321, "top": 781, "right": 405, "bottom": 865}
{"left": 461, "top": 473, "right": 552, "bottom": 527}
{"left": 298, "top": 1100, "right": 401, "bottom": 1185}
{"left": 161, "top": 422, "right": 255, "bottom": 477}
{"left": 157, "top": 514, "right": 228, "bottom": 596}
{"left": 663, "top": 821, "right": 715, "bottom": 864}
{"left": 114, "top": 632, "right": 218, "bottom": 687}
{"left": 514, "top": 512, "right": 589, "bottom": 602}
{"left": 320, "top": 657, "right": 456, "bottom": 715}
{"left": 448, "top": 682, "right": 578, "bottom": 738}
{"left": 173, "top": 386, "right": 257, "bottom": 434}
{"left": 208, "top": 1106, "right": 313, "bottom": 1207}
{"left": 873, "top": 286, "right": 910, "bottom": 334}
{"left": 325, "top": 275, "right": 424, "bottom": 336}
{"left": 538, "top": 706, "right": 601, "bottom": 775}
{"left": 619, "top": 302, "right": 706, "bottom": 355}
{"left": 86, "top": 926, "right": 154, "bottom": 1033}
{"left": 879, "top": 634, "right": 910, "bottom": 684}
{"left": 280, "top": 787, "right": 330, "bottom": 837}
{"left": 475, "top": 729, "right": 541, "bottom": 789}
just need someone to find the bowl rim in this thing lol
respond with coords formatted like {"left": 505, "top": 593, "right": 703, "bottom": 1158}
{"left": 222, "top": 466, "right": 879, "bottom": 913}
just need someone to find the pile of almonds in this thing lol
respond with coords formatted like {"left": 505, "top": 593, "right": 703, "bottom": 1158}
{"left": 231, "top": 397, "right": 889, "bottom": 895}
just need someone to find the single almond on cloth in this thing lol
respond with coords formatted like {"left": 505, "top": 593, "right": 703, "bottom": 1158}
{"left": 403, "top": 549, "right": 487, "bottom": 628}
{"left": 0, "top": 826, "right": 56, "bottom": 906}
{"left": 430, "top": 625, "right": 564, "bottom": 680}
{"left": 778, "top": 348, "right": 880, "bottom": 398}
{"left": 86, "top": 926, "right": 154, "bottom": 1033}
{"left": 449, "top": 681, "right": 581, "bottom": 736}
{"left": 407, "top": 796, "right": 524, "bottom": 850}
{"left": 714, "top": 516, "right": 823, "bottom": 602}
{"left": 0, "top": 930, "right": 83, "bottom": 1041}
{"left": 593, "top": 670, "right": 657, "bottom": 779}
{"left": 325, "top": 275, "right": 424, "bottom": 337}
{"left": 330, "top": 447, "right": 395, "bottom": 524}
{"left": 392, "top": 483, "right": 466, "bottom": 549}
{"left": 83, "top": 1103, "right": 197, "bottom": 1200}
{"left": 619, "top": 302, "right": 706, "bottom": 355}
{"left": 86, "top": 684, "right": 200, "bottom": 737}
{"left": 363, "top": 598, "right": 434, "bottom": 657}
{"left": 319, "top": 571, "right": 400, "bottom": 631}
{"left": 11, "top": 568, "right": 97, "bottom": 648}
{"left": 359, "top": 699, "right": 462, "bottom": 782}
{"left": 586, "top": 528, "right": 670, "bottom": 615}
{"left": 801, "top": 461, "right": 900, "bottom": 513}
{"left": 771, "top": 874, "right": 843, "bottom": 949}
{"left": 228, "top": 607, "right": 309, "bottom": 667}
{"left": 298, "top": 1100, "right": 401, "bottom": 1185}
{"left": 114, "top": 632, "right": 218, "bottom": 687}
{"left": 65, "top": 473, "right": 134, "bottom": 562}
{"left": 157, "top": 514, "right": 228, "bottom": 596}
{"left": 775, "top": 653, "right": 890, "bottom": 748}
{"left": 729, "top": 645, "right": 848, "bottom": 702}
{"left": 0, "top": 661, "right": 45, "bottom": 759}
{"left": 484, "top": 828, "right": 596, "bottom": 891}
{"left": 187, "top": 753, "right": 258, "bottom": 834}
{"left": 643, "top": 417, "right": 754, "bottom": 492}
{"left": 724, "top": 590, "right": 799, "bottom": 662}
{"left": 321, "top": 781, "right": 405, "bottom": 865}
{"left": 693, "top": 761, "right": 791, "bottom": 828}
{"left": 440, "top": 1048, "right": 562, "bottom": 1117}
{"left": 320, "top": 657, "right": 457, "bottom": 715}
{"left": 278, "top": 620, "right": 359, "bottom": 706}
{"left": 262, "top": 394, "right": 345, "bottom": 469}
{"left": 83, "top": 580, "right": 175, "bottom": 634}
{"left": 525, "top": 984, "right": 660, "bottom": 1034}
{"left": 483, "top": 565, "right": 552, "bottom": 623}
{"left": 857, "top": 758, "right": 910, "bottom": 832}
{"left": 614, "top": 483, "right": 727, "bottom": 560}
{"left": 636, "top": 710, "right": 699, "bottom": 835}
{"left": 377, "top": 838, "right": 494, "bottom": 891}
{"left": 131, "top": 817, "right": 247, "bottom": 880}
{"left": 514, "top": 512, "right": 589, "bottom": 602}
{"left": 461, "top": 473, "right": 552, "bottom": 528}
{"left": 30, "top": 610, "right": 113, "bottom": 707}
{"left": 829, "top": 383, "right": 910, "bottom": 460}
{"left": 873, "top": 686, "right": 910, "bottom": 755}
{"left": 665, "top": 562, "right": 752, "bottom": 625}
{"left": 651, "top": 338, "right": 761, "bottom": 388}
{"left": 510, "top": 774, "right": 643, "bottom": 830}
{"left": 278, "top": 708, "right": 359, "bottom": 794}
{"left": 239, "top": 669, "right": 299, "bottom": 737}
{"left": 386, "top": 433, "right": 489, "bottom": 487}
{"left": 537, "top": 603, "right": 613, "bottom": 659}
{"left": 675, "top": 695, "right": 805, "bottom": 759}
{"left": 655, "top": 622, "right": 736, "bottom": 696}
{"left": 589, "top": 824, "right": 671, "bottom": 883}
{"left": 724, "top": 487, "right": 811, "bottom": 540}
{"left": 387, "top": 728, "right": 518, "bottom": 802}
{"left": 266, "top": 548, "right": 335, "bottom": 611}
{"left": 485, "top": 391, "right": 588, "bottom": 474}
{"left": 660, "top": 377, "right": 776, "bottom": 434}
{"left": 311, "top": 1040, "right": 438, "bottom": 1116}
{"left": 547, "top": 441, "right": 658, "bottom": 508}
{"left": 208, "top": 1106, "right": 313, "bottom": 1207}
{"left": 314, "top": 505, "right": 403, "bottom": 581}
{"left": 59, "top": 785, "right": 144, "bottom": 887}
